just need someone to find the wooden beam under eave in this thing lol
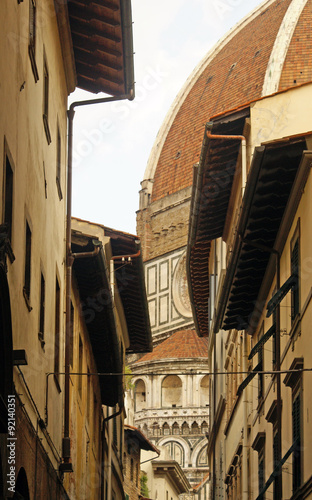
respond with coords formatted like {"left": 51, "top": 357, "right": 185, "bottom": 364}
{"left": 76, "top": 74, "right": 125, "bottom": 96}
{"left": 74, "top": 48, "right": 123, "bottom": 72}
{"left": 68, "top": 3, "right": 120, "bottom": 27}
{"left": 69, "top": 16, "right": 122, "bottom": 44}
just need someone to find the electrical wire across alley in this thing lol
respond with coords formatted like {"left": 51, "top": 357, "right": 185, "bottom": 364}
{"left": 46, "top": 367, "right": 312, "bottom": 378}
{"left": 45, "top": 367, "right": 311, "bottom": 426}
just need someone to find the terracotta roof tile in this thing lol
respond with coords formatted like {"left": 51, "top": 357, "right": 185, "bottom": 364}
{"left": 135, "top": 329, "right": 208, "bottom": 363}
{"left": 279, "top": 1, "right": 312, "bottom": 90}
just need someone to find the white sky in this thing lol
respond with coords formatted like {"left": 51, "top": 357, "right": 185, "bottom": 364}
{"left": 70, "top": 0, "right": 265, "bottom": 234}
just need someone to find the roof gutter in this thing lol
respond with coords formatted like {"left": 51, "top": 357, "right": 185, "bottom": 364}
{"left": 120, "top": 0, "right": 135, "bottom": 99}
{"left": 187, "top": 120, "right": 247, "bottom": 337}
{"left": 186, "top": 123, "right": 212, "bottom": 337}
{"left": 187, "top": 123, "right": 211, "bottom": 250}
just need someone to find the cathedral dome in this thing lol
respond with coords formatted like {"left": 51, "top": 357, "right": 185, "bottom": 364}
{"left": 143, "top": 0, "right": 312, "bottom": 203}
{"left": 135, "top": 329, "right": 208, "bottom": 363}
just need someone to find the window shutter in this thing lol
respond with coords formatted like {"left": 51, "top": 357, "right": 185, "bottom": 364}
{"left": 291, "top": 239, "right": 299, "bottom": 320}
{"left": 258, "top": 453, "right": 265, "bottom": 498}
{"left": 292, "top": 392, "right": 301, "bottom": 491}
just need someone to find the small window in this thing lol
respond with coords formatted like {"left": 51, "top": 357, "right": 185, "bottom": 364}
{"left": 163, "top": 423, "right": 170, "bottom": 436}
{"left": 191, "top": 422, "right": 199, "bottom": 434}
{"left": 252, "top": 432, "right": 266, "bottom": 499}
{"left": 291, "top": 237, "right": 300, "bottom": 321}
{"left": 201, "top": 421, "right": 208, "bottom": 434}
{"left": 4, "top": 155, "right": 13, "bottom": 242}
{"left": 273, "top": 425, "right": 278, "bottom": 500}
{"left": 43, "top": 161, "right": 47, "bottom": 198}
{"left": 87, "top": 367, "right": 91, "bottom": 423}
{"left": 284, "top": 358, "right": 303, "bottom": 493}
{"left": 208, "top": 274, "right": 216, "bottom": 328}
{"left": 38, "top": 272, "right": 45, "bottom": 347}
{"left": 136, "top": 463, "right": 139, "bottom": 487}
{"left": 172, "top": 422, "right": 179, "bottom": 435}
{"left": 113, "top": 406, "right": 118, "bottom": 446}
{"left": 272, "top": 290, "right": 277, "bottom": 368}
{"left": 56, "top": 123, "right": 62, "bottom": 199}
{"left": 28, "top": 0, "right": 38, "bottom": 81}
{"left": 23, "top": 221, "right": 32, "bottom": 309}
{"left": 78, "top": 336, "right": 83, "bottom": 398}
{"left": 69, "top": 302, "right": 74, "bottom": 367}
{"left": 258, "top": 446, "right": 265, "bottom": 499}
{"left": 182, "top": 422, "right": 189, "bottom": 435}
{"left": 292, "top": 388, "right": 302, "bottom": 492}
{"left": 43, "top": 54, "right": 51, "bottom": 144}
{"left": 152, "top": 422, "right": 160, "bottom": 436}
{"left": 258, "top": 326, "right": 264, "bottom": 401}
{"left": 54, "top": 278, "right": 61, "bottom": 389}
{"left": 93, "top": 394, "right": 98, "bottom": 441}
{"left": 29, "top": 0, "right": 36, "bottom": 52}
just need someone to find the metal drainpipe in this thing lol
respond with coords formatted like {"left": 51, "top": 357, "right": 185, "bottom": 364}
{"left": 206, "top": 129, "right": 247, "bottom": 196}
{"left": 64, "top": 93, "right": 133, "bottom": 466}
{"left": 275, "top": 252, "right": 282, "bottom": 499}
{"left": 107, "top": 408, "right": 113, "bottom": 500}
{"left": 243, "top": 331, "right": 248, "bottom": 500}
{"left": 71, "top": 247, "right": 100, "bottom": 260}
{"left": 212, "top": 326, "right": 216, "bottom": 500}
{"left": 212, "top": 239, "right": 217, "bottom": 500}
{"left": 102, "top": 405, "right": 124, "bottom": 500}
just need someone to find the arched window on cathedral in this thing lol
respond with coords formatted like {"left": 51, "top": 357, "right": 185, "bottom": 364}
{"left": 163, "top": 422, "right": 170, "bottom": 436}
{"left": 135, "top": 379, "right": 146, "bottom": 411}
{"left": 201, "top": 421, "right": 208, "bottom": 434}
{"left": 200, "top": 375, "right": 210, "bottom": 407}
{"left": 182, "top": 422, "right": 189, "bottom": 435}
{"left": 164, "top": 441, "right": 185, "bottom": 467}
{"left": 191, "top": 422, "right": 199, "bottom": 434}
{"left": 198, "top": 446, "right": 209, "bottom": 466}
{"left": 152, "top": 422, "right": 160, "bottom": 436}
{"left": 172, "top": 422, "right": 179, "bottom": 435}
{"left": 161, "top": 375, "right": 182, "bottom": 407}
{"left": 173, "top": 442, "right": 184, "bottom": 466}
{"left": 130, "top": 458, "right": 134, "bottom": 481}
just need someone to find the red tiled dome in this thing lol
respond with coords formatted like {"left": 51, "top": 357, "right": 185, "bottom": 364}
{"left": 135, "top": 329, "right": 208, "bottom": 363}
{"left": 147, "top": 0, "right": 312, "bottom": 203}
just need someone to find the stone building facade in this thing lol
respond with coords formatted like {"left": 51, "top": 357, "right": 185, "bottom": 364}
{"left": 0, "top": 0, "right": 152, "bottom": 498}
